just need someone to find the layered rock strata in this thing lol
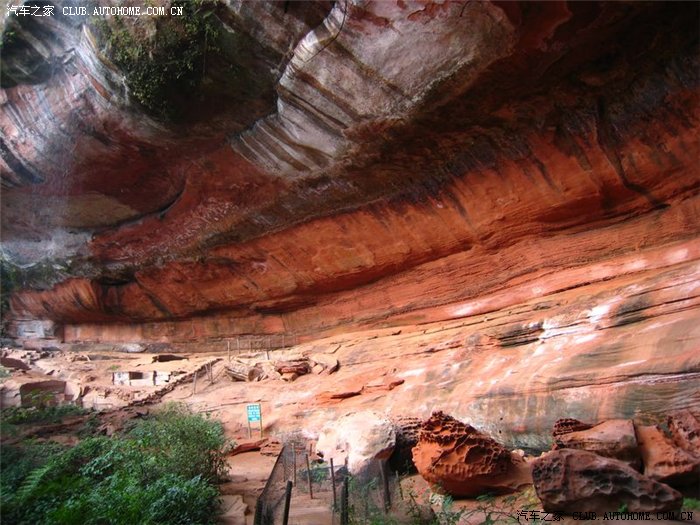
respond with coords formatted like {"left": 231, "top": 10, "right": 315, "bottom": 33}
{"left": 553, "top": 419, "right": 641, "bottom": 469}
{"left": 2, "top": 1, "right": 697, "bottom": 334}
{"left": 1, "top": 1, "right": 699, "bottom": 446}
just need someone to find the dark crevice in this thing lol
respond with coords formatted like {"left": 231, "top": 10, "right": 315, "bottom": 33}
{"left": 595, "top": 97, "right": 668, "bottom": 210}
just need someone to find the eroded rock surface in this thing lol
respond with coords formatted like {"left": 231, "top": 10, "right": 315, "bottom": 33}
{"left": 1, "top": 1, "right": 699, "bottom": 447}
{"left": 636, "top": 425, "right": 700, "bottom": 490}
{"left": 389, "top": 416, "right": 422, "bottom": 474}
{"left": 667, "top": 410, "right": 700, "bottom": 456}
{"left": 553, "top": 419, "right": 641, "bottom": 469}
{"left": 532, "top": 449, "right": 683, "bottom": 513}
{"left": 412, "top": 411, "right": 530, "bottom": 497}
{"left": 552, "top": 419, "right": 593, "bottom": 438}
{"left": 315, "top": 410, "right": 395, "bottom": 474}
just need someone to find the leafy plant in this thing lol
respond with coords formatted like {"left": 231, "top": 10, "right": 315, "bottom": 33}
{"left": 129, "top": 402, "right": 232, "bottom": 482}
{"left": 91, "top": 0, "right": 223, "bottom": 121}
{"left": 683, "top": 498, "right": 700, "bottom": 511}
{"left": 1, "top": 403, "right": 231, "bottom": 524}
{"left": 2, "top": 403, "right": 87, "bottom": 425}
{"left": 351, "top": 475, "right": 540, "bottom": 525}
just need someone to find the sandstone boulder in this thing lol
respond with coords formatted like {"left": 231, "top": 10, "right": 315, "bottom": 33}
{"left": 412, "top": 411, "right": 531, "bottom": 497}
{"left": 553, "top": 419, "right": 641, "bottom": 469}
{"left": 316, "top": 411, "right": 396, "bottom": 474}
{"left": 0, "top": 357, "right": 30, "bottom": 370}
{"left": 667, "top": 410, "right": 700, "bottom": 455}
{"left": 532, "top": 449, "right": 682, "bottom": 513}
{"left": 389, "top": 416, "right": 422, "bottom": 473}
{"left": 280, "top": 372, "right": 298, "bottom": 382}
{"left": 224, "top": 361, "right": 263, "bottom": 382}
{"left": 636, "top": 425, "right": 700, "bottom": 489}
{"left": 230, "top": 438, "right": 268, "bottom": 457}
{"left": 274, "top": 360, "right": 311, "bottom": 376}
{"left": 308, "top": 354, "right": 339, "bottom": 374}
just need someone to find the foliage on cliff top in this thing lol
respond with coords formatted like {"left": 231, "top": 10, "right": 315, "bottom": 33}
{"left": 92, "top": 0, "right": 223, "bottom": 121}
{"left": 1, "top": 403, "right": 232, "bottom": 524}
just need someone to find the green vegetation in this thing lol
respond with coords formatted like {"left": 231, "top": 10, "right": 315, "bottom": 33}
{"left": 0, "top": 27, "right": 18, "bottom": 51}
{"left": 0, "top": 254, "right": 73, "bottom": 335}
{"left": 2, "top": 403, "right": 87, "bottom": 426}
{"left": 299, "top": 461, "right": 331, "bottom": 488}
{"left": 345, "top": 477, "right": 543, "bottom": 525}
{"left": 92, "top": 0, "right": 222, "bottom": 121}
{"left": 1, "top": 256, "right": 19, "bottom": 336}
{"left": 1, "top": 403, "right": 232, "bottom": 524}
{"left": 1, "top": 393, "right": 85, "bottom": 438}
{"left": 683, "top": 498, "right": 700, "bottom": 511}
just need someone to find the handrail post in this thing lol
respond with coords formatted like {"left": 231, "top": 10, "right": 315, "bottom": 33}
{"left": 306, "top": 453, "right": 314, "bottom": 499}
{"left": 330, "top": 457, "right": 337, "bottom": 511}
{"left": 282, "top": 480, "right": 293, "bottom": 525}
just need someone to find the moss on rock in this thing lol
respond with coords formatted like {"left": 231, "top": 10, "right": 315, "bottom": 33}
{"left": 92, "top": 0, "right": 223, "bottom": 121}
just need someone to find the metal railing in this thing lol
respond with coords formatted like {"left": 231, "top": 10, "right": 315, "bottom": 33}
{"left": 254, "top": 440, "right": 399, "bottom": 525}
{"left": 225, "top": 334, "right": 299, "bottom": 358}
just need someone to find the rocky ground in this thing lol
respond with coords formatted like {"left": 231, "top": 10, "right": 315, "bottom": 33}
{"left": 2, "top": 316, "right": 698, "bottom": 523}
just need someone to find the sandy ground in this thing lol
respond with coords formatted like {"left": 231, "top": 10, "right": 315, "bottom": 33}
{"left": 220, "top": 451, "right": 276, "bottom": 524}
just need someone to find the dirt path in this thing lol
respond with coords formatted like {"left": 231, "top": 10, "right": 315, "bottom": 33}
{"left": 220, "top": 451, "right": 276, "bottom": 524}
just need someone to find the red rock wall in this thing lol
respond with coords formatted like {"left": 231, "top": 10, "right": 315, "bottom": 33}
{"left": 2, "top": 0, "right": 698, "bottom": 445}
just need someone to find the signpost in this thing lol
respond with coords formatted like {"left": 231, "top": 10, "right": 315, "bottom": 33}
{"left": 246, "top": 403, "right": 263, "bottom": 438}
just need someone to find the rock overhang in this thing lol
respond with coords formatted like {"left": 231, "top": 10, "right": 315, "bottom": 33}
{"left": 0, "top": 0, "right": 697, "bottom": 340}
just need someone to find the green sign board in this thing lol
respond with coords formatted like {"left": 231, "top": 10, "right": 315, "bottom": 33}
{"left": 247, "top": 403, "right": 261, "bottom": 423}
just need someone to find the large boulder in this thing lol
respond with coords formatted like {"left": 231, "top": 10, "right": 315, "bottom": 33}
{"left": 636, "top": 425, "right": 700, "bottom": 490}
{"left": 532, "top": 449, "right": 682, "bottom": 513}
{"left": 667, "top": 410, "right": 700, "bottom": 455}
{"left": 315, "top": 411, "right": 396, "bottom": 474}
{"left": 553, "top": 419, "right": 641, "bottom": 469}
{"left": 411, "top": 411, "right": 530, "bottom": 497}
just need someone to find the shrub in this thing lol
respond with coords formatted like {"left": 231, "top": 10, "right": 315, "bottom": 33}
{"left": 2, "top": 403, "right": 87, "bottom": 425}
{"left": 129, "top": 402, "right": 230, "bottom": 482}
{"left": 1, "top": 403, "right": 231, "bottom": 524}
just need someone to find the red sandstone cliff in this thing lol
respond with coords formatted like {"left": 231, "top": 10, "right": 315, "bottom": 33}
{"left": 1, "top": 1, "right": 698, "bottom": 443}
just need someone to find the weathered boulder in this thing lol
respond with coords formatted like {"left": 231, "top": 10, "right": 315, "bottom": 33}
{"left": 308, "top": 354, "right": 339, "bottom": 375}
{"left": 256, "top": 361, "right": 282, "bottom": 381}
{"left": 280, "top": 372, "right": 299, "bottom": 382}
{"left": 553, "top": 419, "right": 641, "bottom": 469}
{"left": 412, "top": 411, "right": 531, "bottom": 497}
{"left": 552, "top": 418, "right": 593, "bottom": 438}
{"left": 667, "top": 410, "right": 700, "bottom": 455}
{"left": 532, "top": 449, "right": 682, "bottom": 513}
{"left": 636, "top": 425, "right": 700, "bottom": 489}
{"left": 274, "top": 360, "right": 311, "bottom": 377}
{"left": 230, "top": 439, "right": 268, "bottom": 457}
{"left": 316, "top": 411, "right": 396, "bottom": 474}
{"left": 0, "top": 357, "right": 29, "bottom": 370}
{"left": 224, "top": 361, "right": 263, "bottom": 382}
{"left": 389, "top": 416, "right": 422, "bottom": 473}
